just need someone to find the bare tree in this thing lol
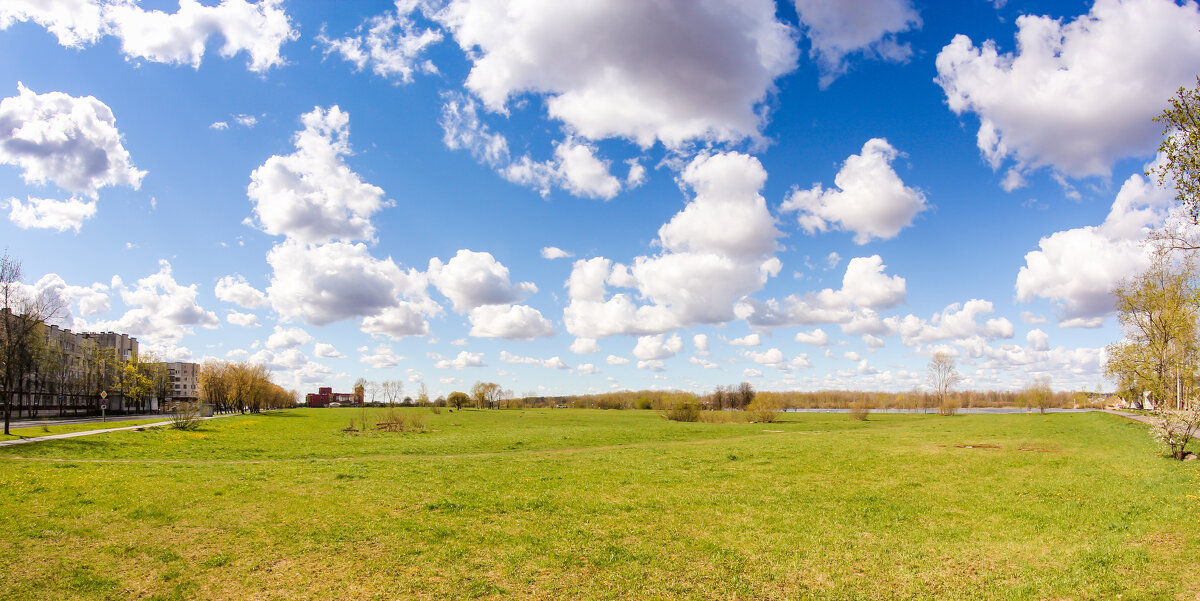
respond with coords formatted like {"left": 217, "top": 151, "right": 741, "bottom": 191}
{"left": 927, "top": 352, "right": 961, "bottom": 416}
{"left": 735, "top": 381, "right": 756, "bottom": 410}
{"left": 380, "top": 380, "right": 403, "bottom": 405}
{"left": 0, "top": 253, "right": 65, "bottom": 434}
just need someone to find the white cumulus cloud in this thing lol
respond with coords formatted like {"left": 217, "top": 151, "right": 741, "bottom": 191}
{"left": 935, "top": 0, "right": 1200, "bottom": 184}
{"left": 468, "top": 304, "right": 556, "bottom": 340}
{"left": 248, "top": 106, "right": 387, "bottom": 244}
{"left": 0, "top": 83, "right": 144, "bottom": 199}
{"left": 7, "top": 195, "right": 96, "bottom": 232}
{"left": 435, "top": 0, "right": 798, "bottom": 147}
{"left": 781, "top": 138, "right": 926, "bottom": 244}
{"left": 792, "top": 0, "right": 921, "bottom": 87}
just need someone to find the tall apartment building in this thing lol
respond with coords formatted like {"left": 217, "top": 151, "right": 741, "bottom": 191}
{"left": 165, "top": 362, "right": 199, "bottom": 402}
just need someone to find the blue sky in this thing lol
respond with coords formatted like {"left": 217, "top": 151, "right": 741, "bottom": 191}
{"left": 1, "top": 0, "right": 1198, "bottom": 398}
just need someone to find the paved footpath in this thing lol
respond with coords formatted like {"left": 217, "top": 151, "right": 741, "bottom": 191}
{"left": 1104, "top": 409, "right": 1154, "bottom": 425}
{"left": 0, "top": 414, "right": 237, "bottom": 448}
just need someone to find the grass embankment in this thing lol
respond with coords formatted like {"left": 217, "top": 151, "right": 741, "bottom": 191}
{"left": 0, "top": 408, "right": 1195, "bottom": 600}
{"left": 0, "top": 418, "right": 172, "bottom": 441}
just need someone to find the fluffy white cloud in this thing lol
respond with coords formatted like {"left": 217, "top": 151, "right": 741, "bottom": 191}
{"left": 360, "top": 344, "right": 403, "bottom": 369}
{"left": 740, "top": 255, "right": 905, "bottom": 327}
{"left": 214, "top": 274, "right": 268, "bottom": 309}
{"left": 226, "top": 311, "right": 260, "bottom": 327}
{"left": 318, "top": 0, "right": 442, "bottom": 83}
{"left": 360, "top": 302, "right": 434, "bottom": 339}
{"left": 25, "top": 273, "right": 108, "bottom": 326}
{"left": 576, "top": 363, "right": 600, "bottom": 375}
{"left": 727, "top": 334, "right": 761, "bottom": 347}
{"left": 265, "top": 325, "right": 312, "bottom": 350}
{"left": 499, "top": 351, "right": 569, "bottom": 370}
{"left": 3, "top": 0, "right": 297, "bottom": 72}
{"left": 85, "top": 260, "right": 218, "bottom": 346}
{"left": 106, "top": 0, "right": 296, "bottom": 71}
{"left": 693, "top": 334, "right": 710, "bottom": 352}
{"left": 569, "top": 337, "right": 599, "bottom": 354}
{"left": 894, "top": 299, "right": 1014, "bottom": 346}
{"left": 0, "top": 83, "right": 144, "bottom": 198}
{"left": 689, "top": 356, "right": 720, "bottom": 369}
{"left": 6, "top": 195, "right": 95, "bottom": 232}
{"left": 248, "top": 106, "right": 386, "bottom": 244}
{"left": 434, "top": 350, "right": 486, "bottom": 370}
{"left": 541, "top": 246, "right": 573, "bottom": 260}
{"left": 565, "top": 152, "right": 783, "bottom": 338}
{"left": 637, "top": 359, "right": 666, "bottom": 372}
{"left": 1016, "top": 168, "right": 1173, "bottom": 327}
{"left": 435, "top": 0, "right": 797, "bottom": 147}
{"left": 745, "top": 347, "right": 786, "bottom": 366}
{"left": 313, "top": 342, "right": 344, "bottom": 358}
{"left": 266, "top": 239, "right": 433, "bottom": 327}
{"left": 606, "top": 355, "right": 630, "bottom": 366}
{"left": 1026, "top": 328, "right": 1049, "bottom": 352}
{"left": 792, "top": 0, "right": 920, "bottom": 86}
{"left": 782, "top": 138, "right": 926, "bottom": 244}
{"left": 794, "top": 328, "right": 830, "bottom": 346}
{"left": 428, "top": 249, "right": 536, "bottom": 313}
{"left": 468, "top": 304, "right": 556, "bottom": 340}
{"left": 935, "top": 0, "right": 1200, "bottom": 183}
{"left": 632, "top": 334, "right": 683, "bottom": 361}
{"left": 0, "top": 0, "right": 105, "bottom": 46}
{"left": 440, "top": 94, "right": 625, "bottom": 199}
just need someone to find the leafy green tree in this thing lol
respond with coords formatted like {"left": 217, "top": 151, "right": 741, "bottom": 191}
{"left": 1106, "top": 253, "right": 1200, "bottom": 459}
{"left": 1150, "top": 77, "right": 1200, "bottom": 223}
{"left": 1105, "top": 252, "right": 1199, "bottom": 410}
{"left": 470, "top": 381, "right": 502, "bottom": 409}
{"left": 447, "top": 391, "right": 469, "bottom": 410}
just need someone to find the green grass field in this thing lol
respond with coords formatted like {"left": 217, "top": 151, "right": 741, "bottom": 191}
{"left": 0, "top": 418, "right": 175, "bottom": 442}
{"left": 0, "top": 408, "right": 1195, "bottom": 600}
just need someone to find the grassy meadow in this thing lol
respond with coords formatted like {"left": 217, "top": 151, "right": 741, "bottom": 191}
{"left": 0, "top": 407, "right": 1196, "bottom": 600}
{"left": 0, "top": 418, "right": 174, "bottom": 442}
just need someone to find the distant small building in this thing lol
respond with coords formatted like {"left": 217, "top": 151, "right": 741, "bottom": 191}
{"left": 305, "top": 386, "right": 363, "bottom": 407}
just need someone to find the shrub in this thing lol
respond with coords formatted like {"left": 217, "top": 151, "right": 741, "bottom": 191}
{"left": 700, "top": 410, "right": 735, "bottom": 423}
{"left": 745, "top": 408, "right": 778, "bottom": 423}
{"left": 662, "top": 401, "right": 700, "bottom": 422}
{"left": 170, "top": 401, "right": 203, "bottom": 431}
{"left": 429, "top": 405, "right": 441, "bottom": 415}
{"left": 635, "top": 397, "right": 654, "bottom": 410}
{"left": 849, "top": 398, "right": 871, "bottom": 421}
{"left": 375, "top": 408, "right": 426, "bottom": 433}
{"left": 938, "top": 396, "right": 960, "bottom": 416}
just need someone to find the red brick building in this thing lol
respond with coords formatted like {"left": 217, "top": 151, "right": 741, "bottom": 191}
{"left": 305, "top": 387, "right": 363, "bottom": 407}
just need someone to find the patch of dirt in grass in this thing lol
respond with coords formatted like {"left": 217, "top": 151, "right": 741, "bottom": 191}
{"left": 953, "top": 444, "right": 1001, "bottom": 450}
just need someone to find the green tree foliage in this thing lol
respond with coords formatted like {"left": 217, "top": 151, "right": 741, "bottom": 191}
{"left": 446, "top": 391, "right": 469, "bottom": 410}
{"left": 1151, "top": 77, "right": 1200, "bottom": 222}
{"left": 198, "top": 360, "right": 293, "bottom": 413}
{"left": 470, "top": 381, "right": 502, "bottom": 409}
{"left": 1106, "top": 253, "right": 1200, "bottom": 459}
{"left": 1105, "top": 252, "right": 1199, "bottom": 409}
